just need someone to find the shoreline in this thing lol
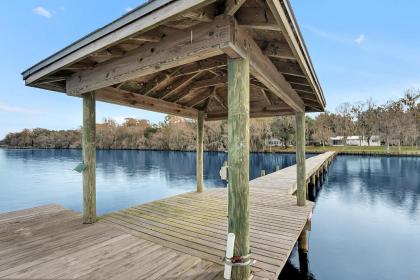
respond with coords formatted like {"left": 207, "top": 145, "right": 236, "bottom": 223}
{"left": 2, "top": 146, "right": 419, "bottom": 157}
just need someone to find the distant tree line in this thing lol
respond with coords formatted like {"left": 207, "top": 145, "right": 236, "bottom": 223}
{"left": 1, "top": 90, "right": 418, "bottom": 151}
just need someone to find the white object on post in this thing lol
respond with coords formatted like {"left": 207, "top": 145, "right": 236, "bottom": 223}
{"left": 220, "top": 164, "right": 228, "bottom": 181}
{"left": 224, "top": 233, "right": 235, "bottom": 279}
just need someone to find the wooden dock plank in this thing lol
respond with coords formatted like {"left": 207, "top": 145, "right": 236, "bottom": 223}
{"left": 0, "top": 151, "right": 336, "bottom": 280}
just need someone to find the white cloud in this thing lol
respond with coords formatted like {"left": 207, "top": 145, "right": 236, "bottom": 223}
{"left": 0, "top": 102, "right": 41, "bottom": 114}
{"left": 33, "top": 6, "right": 52, "bottom": 18}
{"left": 125, "top": 7, "right": 134, "bottom": 12}
{"left": 355, "top": 34, "right": 366, "bottom": 44}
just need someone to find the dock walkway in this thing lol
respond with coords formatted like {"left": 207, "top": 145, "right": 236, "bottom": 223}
{"left": 0, "top": 152, "right": 336, "bottom": 280}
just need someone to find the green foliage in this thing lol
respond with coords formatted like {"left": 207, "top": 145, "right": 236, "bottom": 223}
{"left": 1, "top": 90, "right": 418, "bottom": 151}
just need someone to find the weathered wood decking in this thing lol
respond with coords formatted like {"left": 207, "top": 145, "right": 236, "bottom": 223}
{"left": 0, "top": 152, "right": 335, "bottom": 280}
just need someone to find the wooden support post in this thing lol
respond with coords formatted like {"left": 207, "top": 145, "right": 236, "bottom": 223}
{"left": 296, "top": 112, "right": 306, "bottom": 206}
{"left": 298, "top": 229, "right": 309, "bottom": 277}
{"left": 82, "top": 91, "right": 96, "bottom": 224}
{"left": 196, "top": 111, "right": 204, "bottom": 193}
{"left": 260, "top": 169, "right": 266, "bottom": 177}
{"left": 228, "top": 57, "right": 250, "bottom": 280}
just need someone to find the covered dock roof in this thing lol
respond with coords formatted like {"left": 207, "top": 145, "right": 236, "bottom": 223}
{"left": 22, "top": 0, "right": 325, "bottom": 120}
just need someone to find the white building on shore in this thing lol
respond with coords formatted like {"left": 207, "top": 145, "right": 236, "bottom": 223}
{"left": 329, "top": 136, "right": 381, "bottom": 146}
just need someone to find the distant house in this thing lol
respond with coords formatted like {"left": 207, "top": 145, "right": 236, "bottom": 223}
{"left": 267, "top": 138, "right": 282, "bottom": 147}
{"left": 329, "top": 136, "right": 380, "bottom": 146}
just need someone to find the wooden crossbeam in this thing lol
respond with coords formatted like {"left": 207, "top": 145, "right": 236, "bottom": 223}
{"left": 185, "top": 88, "right": 215, "bottom": 107}
{"left": 290, "top": 83, "right": 313, "bottom": 93}
{"left": 191, "top": 75, "right": 226, "bottom": 89}
{"left": 263, "top": 42, "right": 295, "bottom": 60}
{"left": 206, "top": 107, "right": 292, "bottom": 121}
{"left": 236, "top": 7, "right": 282, "bottom": 31}
{"left": 129, "top": 30, "right": 163, "bottom": 43}
{"left": 224, "top": 0, "right": 247, "bottom": 16}
{"left": 260, "top": 89, "right": 272, "bottom": 105}
{"left": 273, "top": 61, "right": 305, "bottom": 77}
{"left": 154, "top": 73, "right": 198, "bottom": 99}
{"left": 283, "top": 74, "right": 310, "bottom": 86}
{"left": 225, "top": 24, "right": 304, "bottom": 112}
{"left": 66, "top": 17, "right": 232, "bottom": 95}
{"left": 96, "top": 87, "right": 198, "bottom": 118}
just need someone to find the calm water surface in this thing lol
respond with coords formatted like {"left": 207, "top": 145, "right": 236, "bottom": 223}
{"left": 0, "top": 149, "right": 303, "bottom": 214}
{"left": 281, "top": 155, "right": 420, "bottom": 280}
{"left": 0, "top": 149, "right": 419, "bottom": 280}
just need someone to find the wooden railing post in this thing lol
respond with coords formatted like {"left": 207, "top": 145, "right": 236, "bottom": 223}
{"left": 296, "top": 112, "right": 306, "bottom": 206}
{"left": 228, "top": 57, "right": 250, "bottom": 280}
{"left": 82, "top": 91, "right": 96, "bottom": 224}
{"left": 196, "top": 111, "right": 204, "bottom": 193}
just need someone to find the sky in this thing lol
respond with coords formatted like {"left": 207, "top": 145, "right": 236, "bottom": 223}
{"left": 0, "top": 0, "right": 419, "bottom": 139}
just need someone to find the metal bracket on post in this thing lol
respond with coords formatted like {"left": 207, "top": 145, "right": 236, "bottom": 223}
{"left": 223, "top": 253, "right": 256, "bottom": 267}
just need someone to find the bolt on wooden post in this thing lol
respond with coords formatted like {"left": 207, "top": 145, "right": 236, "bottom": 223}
{"left": 196, "top": 111, "right": 204, "bottom": 193}
{"left": 82, "top": 91, "right": 96, "bottom": 224}
{"left": 227, "top": 57, "right": 250, "bottom": 280}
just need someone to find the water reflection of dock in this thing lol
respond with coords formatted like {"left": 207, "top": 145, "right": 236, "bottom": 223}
{"left": 0, "top": 152, "right": 335, "bottom": 279}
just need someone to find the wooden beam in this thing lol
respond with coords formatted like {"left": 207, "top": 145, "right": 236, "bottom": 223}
{"left": 196, "top": 111, "right": 204, "bottom": 193}
{"left": 226, "top": 24, "right": 304, "bottom": 112}
{"left": 266, "top": 0, "right": 325, "bottom": 107}
{"left": 129, "top": 30, "right": 163, "bottom": 42}
{"left": 260, "top": 89, "right": 272, "bottom": 105}
{"left": 263, "top": 42, "right": 295, "bottom": 60}
{"left": 185, "top": 88, "right": 214, "bottom": 107}
{"left": 273, "top": 61, "right": 305, "bottom": 77}
{"left": 191, "top": 75, "right": 226, "bottom": 89}
{"left": 155, "top": 73, "right": 198, "bottom": 100}
{"left": 212, "top": 91, "right": 227, "bottom": 110}
{"left": 236, "top": 7, "right": 281, "bottom": 31}
{"left": 295, "top": 111, "right": 306, "bottom": 206}
{"left": 206, "top": 109, "right": 292, "bottom": 120}
{"left": 283, "top": 74, "right": 310, "bottom": 86}
{"left": 66, "top": 17, "right": 233, "bottom": 95}
{"left": 224, "top": 0, "right": 247, "bottom": 16}
{"left": 141, "top": 59, "right": 225, "bottom": 96}
{"left": 227, "top": 57, "right": 250, "bottom": 279}
{"left": 96, "top": 87, "right": 198, "bottom": 118}
{"left": 25, "top": 0, "right": 216, "bottom": 84}
{"left": 82, "top": 92, "right": 96, "bottom": 224}
{"left": 291, "top": 83, "right": 313, "bottom": 93}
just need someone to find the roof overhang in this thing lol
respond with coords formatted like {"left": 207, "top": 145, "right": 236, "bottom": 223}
{"left": 22, "top": 0, "right": 326, "bottom": 120}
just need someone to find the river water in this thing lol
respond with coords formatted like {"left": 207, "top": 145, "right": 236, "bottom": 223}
{"left": 0, "top": 149, "right": 419, "bottom": 279}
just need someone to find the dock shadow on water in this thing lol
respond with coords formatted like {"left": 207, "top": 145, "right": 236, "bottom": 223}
{"left": 279, "top": 155, "right": 420, "bottom": 280}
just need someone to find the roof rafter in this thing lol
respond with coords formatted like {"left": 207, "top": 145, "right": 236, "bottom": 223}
{"left": 224, "top": 23, "right": 304, "bottom": 112}
{"left": 66, "top": 16, "right": 232, "bottom": 95}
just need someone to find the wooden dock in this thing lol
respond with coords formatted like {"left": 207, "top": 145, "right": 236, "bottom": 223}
{"left": 0, "top": 152, "right": 335, "bottom": 280}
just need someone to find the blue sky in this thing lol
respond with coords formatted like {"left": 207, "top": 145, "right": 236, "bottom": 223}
{"left": 0, "top": 0, "right": 419, "bottom": 139}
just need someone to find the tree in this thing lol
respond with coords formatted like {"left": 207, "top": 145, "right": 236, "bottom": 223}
{"left": 270, "top": 116, "right": 295, "bottom": 148}
{"left": 313, "top": 112, "right": 334, "bottom": 147}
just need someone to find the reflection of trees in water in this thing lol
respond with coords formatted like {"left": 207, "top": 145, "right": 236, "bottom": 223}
{"left": 326, "top": 155, "right": 420, "bottom": 217}
{"left": 4, "top": 150, "right": 317, "bottom": 189}
{"left": 3, "top": 148, "right": 81, "bottom": 162}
